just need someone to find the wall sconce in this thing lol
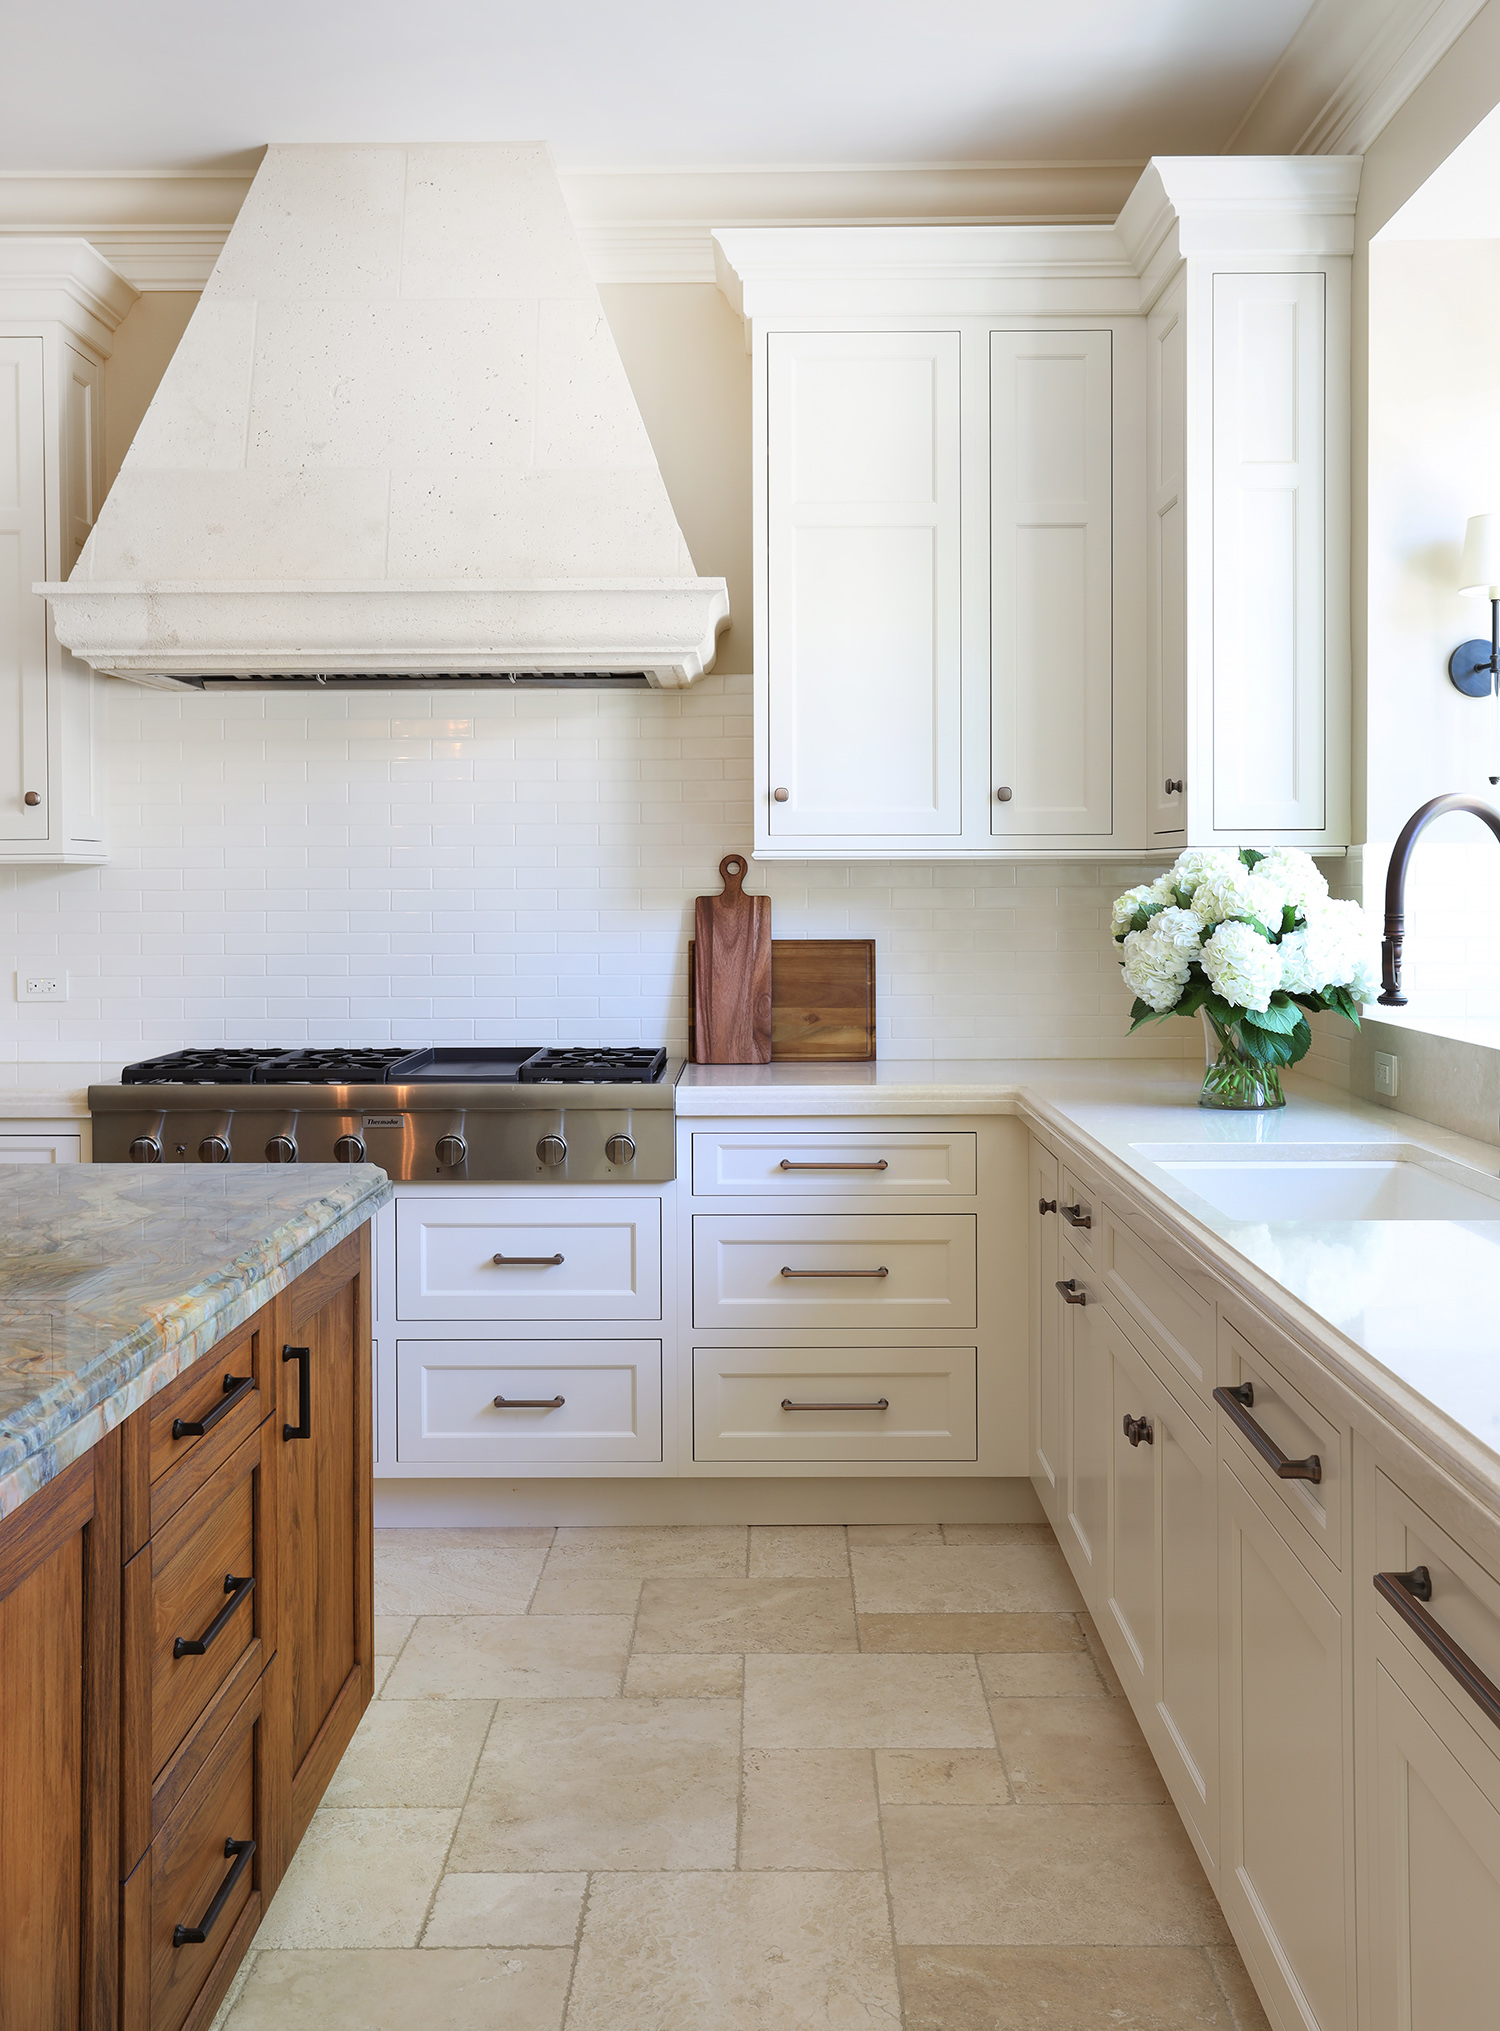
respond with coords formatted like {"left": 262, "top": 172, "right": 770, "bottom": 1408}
{"left": 1448, "top": 513, "right": 1500, "bottom": 695}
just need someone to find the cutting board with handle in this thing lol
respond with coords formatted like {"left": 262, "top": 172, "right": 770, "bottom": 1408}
{"left": 692, "top": 853, "right": 772, "bottom": 1063}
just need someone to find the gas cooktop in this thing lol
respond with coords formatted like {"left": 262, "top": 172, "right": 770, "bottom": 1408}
{"left": 119, "top": 1045, "right": 669, "bottom": 1086}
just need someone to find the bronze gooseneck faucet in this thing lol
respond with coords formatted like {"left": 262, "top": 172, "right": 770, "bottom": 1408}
{"left": 1379, "top": 793, "right": 1500, "bottom": 1003}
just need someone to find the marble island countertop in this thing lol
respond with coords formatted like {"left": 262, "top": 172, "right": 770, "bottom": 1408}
{"left": 0, "top": 1163, "right": 392, "bottom": 1516}
{"left": 683, "top": 1057, "right": 1500, "bottom": 1507}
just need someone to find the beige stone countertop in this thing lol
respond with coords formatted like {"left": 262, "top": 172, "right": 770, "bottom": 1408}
{"left": 0, "top": 1061, "right": 110, "bottom": 1118}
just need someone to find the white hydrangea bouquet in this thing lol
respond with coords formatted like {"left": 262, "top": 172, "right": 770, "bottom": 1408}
{"left": 1112, "top": 848, "right": 1378, "bottom": 1110}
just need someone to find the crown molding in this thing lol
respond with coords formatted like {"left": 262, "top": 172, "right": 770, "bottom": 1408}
{"left": 0, "top": 237, "right": 138, "bottom": 349}
{"left": 1228, "top": 0, "right": 1490, "bottom": 156}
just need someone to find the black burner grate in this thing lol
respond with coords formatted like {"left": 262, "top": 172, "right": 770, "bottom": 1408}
{"left": 518, "top": 1047, "right": 667, "bottom": 1085}
{"left": 120, "top": 1047, "right": 416, "bottom": 1085}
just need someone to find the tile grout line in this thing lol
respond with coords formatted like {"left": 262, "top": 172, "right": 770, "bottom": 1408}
{"left": 412, "top": 1692, "right": 500, "bottom": 1947}
{"left": 873, "top": 1739, "right": 912, "bottom": 2030}
{"left": 557, "top": 1870, "right": 595, "bottom": 2029}
{"left": 522, "top": 1526, "right": 559, "bottom": 1614}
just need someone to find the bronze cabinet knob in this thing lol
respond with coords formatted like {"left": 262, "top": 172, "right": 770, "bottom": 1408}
{"left": 23, "top": 791, "right": 40, "bottom": 807}
{"left": 773, "top": 787, "right": 790, "bottom": 802}
{"left": 996, "top": 786, "right": 1013, "bottom": 802}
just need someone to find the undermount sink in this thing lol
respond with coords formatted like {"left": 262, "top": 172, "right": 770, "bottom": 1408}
{"left": 1141, "top": 1148, "right": 1500, "bottom": 1224}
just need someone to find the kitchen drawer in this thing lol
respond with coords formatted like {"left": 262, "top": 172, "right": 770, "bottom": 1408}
{"left": 395, "top": 1195, "right": 661, "bottom": 1322}
{"left": 122, "top": 1419, "right": 278, "bottom": 1871}
{"left": 121, "top": 1675, "right": 268, "bottom": 2031}
{"left": 693, "top": 1215, "right": 976, "bottom": 1330}
{"left": 693, "top": 1345, "right": 978, "bottom": 1462}
{"left": 1098, "top": 1199, "right": 1214, "bottom": 1401}
{"left": 1058, "top": 1162, "right": 1098, "bottom": 1261}
{"left": 396, "top": 1338, "right": 662, "bottom": 1464}
{"left": 692, "top": 1129, "right": 977, "bottom": 1197}
{"left": 1371, "top": 1464, "right": 1500, "bottom": 1729}
{"left": 136, "top": 1313, "right": 274, "bottom": 1547}
{"left": 1218, "top": 1317, "right": 1344, "bottom": 1572}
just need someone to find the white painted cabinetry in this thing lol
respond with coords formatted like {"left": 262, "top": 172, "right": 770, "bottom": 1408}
{"left": 0, "top": 243, "right": 135, "bottom": 863}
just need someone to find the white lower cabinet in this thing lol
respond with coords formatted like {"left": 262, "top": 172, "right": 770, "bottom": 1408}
{"left": 1058, "top": 1239, "right": 1111, "bottom": 1611}
{"left": 396, "top": 1338, "right": 662, "bottom": 1464}
{"left": 0, "top": 1127, "right": 82, "bottom": 1161}
{"left": 1218, "top": 1456, "right": 1354, "bottom": 2031}
{"left": 1029, "top": 1139, "right": 1063, "bottom": 1519}
{"left": 395, "top": 1194, "right": 662, "bottom": 1323}
{"left": 692, "top": 1345, "right": 978, "bottom": 1464}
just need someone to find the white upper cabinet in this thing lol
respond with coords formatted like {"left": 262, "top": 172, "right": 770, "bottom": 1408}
{"left": 716, "top": 156, "right": 1355, "bottom": 859}
{"left": 990, "top": 329, "right": 1114, "bottom": 839}
{"left": 765, "top": 331, "right": 962, "bottom": 841}
{"left": 0, "top": 241, "right": 135, "bottom": 864}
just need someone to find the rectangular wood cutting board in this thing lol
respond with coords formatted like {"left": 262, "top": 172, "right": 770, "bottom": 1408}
{"left": 689, "top": 938, "right": 876, "bottom": 1062}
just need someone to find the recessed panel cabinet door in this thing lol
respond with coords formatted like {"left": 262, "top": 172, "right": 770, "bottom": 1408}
{"left": 1060, "top": 1254, "right": 1109, "bottom": 1613}
{"left": 765, "top": 331, "right": 962, "bottom": 840}
{"left": 1148, "top": 278, "right": 1188, "bottom": 838}
{"left": 1029, "top": 1141, "right": 1062, "bottom": 1518}
{"left": 990, "top": 329, "right": 1113, "bottom": 837}
{"left": 0, "top": 337, "right": 49, "bottom": 846}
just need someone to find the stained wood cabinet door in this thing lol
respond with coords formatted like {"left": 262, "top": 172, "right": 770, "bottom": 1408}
{"left": 275, "top": 1229, "right": 374, "bottom": 1847}
{"left": 0, "top": 1436, "right": 117, "bottom": 2031}
{"left": 1029, "top": 1140, "right": 1062, "bottom": 1520}
{"left": 1219, "top": 1456, "right": 1354, "bottom": 2031}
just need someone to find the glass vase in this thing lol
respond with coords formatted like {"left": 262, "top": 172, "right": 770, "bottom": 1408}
{"left": 1199, "top": 1009, "right": 1285, "bottom": 1111}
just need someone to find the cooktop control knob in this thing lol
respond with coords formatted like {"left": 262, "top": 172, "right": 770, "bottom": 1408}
{"left": 198, "top": 1134, "right": 231, "bottom": 1163}
{"left": 128, "top": 1135, "right": 162, "bottom": 1164}
{"left": 334, "top": 1133, "right": 366, "bottom": 1163}
{"left": 264, "top": 1135, "right": 297, "bottom": 1163}
{"left": 536, "top": 1134, "right": 567, "bottom": 1168}
{"left": 605, "top": 1133, "right": 636, "bottom": 1166}
{"left": 435, "top": 1134, "right": 467, "bottom": 1169}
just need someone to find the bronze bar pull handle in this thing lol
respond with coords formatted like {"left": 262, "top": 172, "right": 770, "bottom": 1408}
{"left": 1056, "top": 1278, "right": 1087, "bottom": 1306}
{"left": 174, "top": 1572, "right": 255, "bottom": 1658}
{"left": 172, "top": 1372, "right": 255, "bottom": 1441}
{"left": 492, "top": 1252, "right": 565, "bottom": 1266}
{"left": 282, "top": 1345, "right": 310, "bottom": 1442}
{"left": 1374, "top": 1567, "right": 1500, "bottom": 1732}
{"left": 173, "top": 1838, "right": 255, "bottom": 1948}
{"left": 493, "top": 1394, "right": 566, "bottom": 1410}
{"left": 780, "top": 1266, "right": 889, "bottom": 1279}
{"left": 780, "top": 1159, "right": 889, "bottom": 1172}
{"left": 1122, "top": 1413, "right": 1154, "bottom": 1447}
{"left": 782, "top": 1398, "right": 890, "bottom": 1412}
{"left": 1061, "top": 1204, "right": 1092, "bottom": 1230}
{"left": 1038, "top": 1197, "right": 1057, "bottom": 1215}
{"left": 1213, "top": 1382, "right": 1322, "bottom": 1484}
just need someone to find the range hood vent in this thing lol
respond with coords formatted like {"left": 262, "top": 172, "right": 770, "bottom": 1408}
{"left": 41, "top": 144, "right": 729, "bottom": 688}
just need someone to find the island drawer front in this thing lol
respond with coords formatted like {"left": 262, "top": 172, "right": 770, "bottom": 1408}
{"left": 693, "top": 1346, "right": 978, "bottom": 1461}
{"left": 1372, "top": 1464, "right": 1500, "bottom": 1721}
{"left": 1098, "top": 1201, "right": 1215, "bottom": 1402}
{"left": 1219, "top": 1318, "right": 1345, "bottom": 1572}
{"left": 693, "top": 1130, "right": 978, "bottom": 1197}
{"left": 396, "top": 1338, "right": 662, "bottom": 1464}
{"left": 144, "top": 1312, "right": 273, "bottom": 1539}
{"left": 122, "top": 1675, "right": 266, "bottom": 2031}
{"left": 395, "top": 1196, "right": 662, "bottom": 1322}
{"left": 693, "top": 1215, "right": 977, "bottom": 1330}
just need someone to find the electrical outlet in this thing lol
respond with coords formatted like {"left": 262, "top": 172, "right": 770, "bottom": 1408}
{"left": 17, "top": 971, "right": 68, "bottom": 1003}
{"left": 1373, "top": 1050, "right": 1399, "bottom": 1098}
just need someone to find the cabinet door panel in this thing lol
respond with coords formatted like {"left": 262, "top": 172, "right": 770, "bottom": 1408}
{"left": 1220, "top": 1458, "right": 1352, "bottom": 2031}
{"left": 1029, "top": 1141, "right": 1062, "bottom": 1516}
{"left": 1157, "top": 1385, "right": 1217, "bottom": 1862}
{"left": 991, "top": 329, "right": 1113, "bottom": 837}
{"left": 0, "top": 338, "right": 49, "bottom": 845}
{"left": 766, "top": 331, "right": 962, "bottom": 839}
{"left": 1149, "top": 279, "right": 1188, "bottom": 837}
{"left": 1061, "top": 1254, "right": 1109, "bottom": 1609}
{"left": 1212, "top": 272, "right": 1326, "bottom": 833}
{"left": 1108, "top": 1322, "right": 1157, "bottom": 1705}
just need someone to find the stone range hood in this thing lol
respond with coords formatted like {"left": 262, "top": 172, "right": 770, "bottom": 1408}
{"left": 40, "top": 143, "right": 729, "bottom": 688}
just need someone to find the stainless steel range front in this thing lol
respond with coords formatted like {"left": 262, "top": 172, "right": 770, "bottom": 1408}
{"left": 88, "top": 1047, "right": 681, "bottom": 1182}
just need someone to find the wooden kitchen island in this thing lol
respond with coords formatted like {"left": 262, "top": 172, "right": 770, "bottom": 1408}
{"left": 0, "top": 1162, "right": 390, "bottom": 2031}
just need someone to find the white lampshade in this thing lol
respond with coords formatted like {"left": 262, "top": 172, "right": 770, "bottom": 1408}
{"left": 1460, "top": 513, "right": 1500, "bottom": 595}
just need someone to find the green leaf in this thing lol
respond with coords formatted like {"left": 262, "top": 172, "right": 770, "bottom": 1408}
{"left": 1281, "top": 903, "right": 1300, "bottom": 935}
{"left": 1242, "top": 998, "right": 1301, "bottom": 1034}
{"left": 1240, "top": 848, "right": 1266, "bottom": 869}
{"left": 1286, "top": 1015, "right": 1314, "bottom": 1065}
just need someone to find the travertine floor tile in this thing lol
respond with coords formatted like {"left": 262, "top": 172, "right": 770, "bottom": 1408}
{"left": 1080, "top": 1608, "right": 1128, "bottom": 1695}
{"left": 740, "top": 1749, "right": 882, "bottom": 1869}
{"left": 622, "top": 1653, "right": 742, "bottom": 1699}
{"left": 450, "top": 1696, "right": 739, "bottom": 1871}
{"left": 980, "top": 1650, "right": 1108, "bottom": 1698}
{"left": 633, "top": 1576, "right": 856, "bottom": 1653}
{"left": 859, "top": 1611, "right": 1084, "bottom": 1653}
{"left": 748, "top": 1524, "right": 849, "bottom": 1577}
{"left": 744, "top": 1653, "right": 993, "bottom": 1748}
{"left": 255, "top": 1808, "right": 458, "bottom": 1949}
{"left": 847, "top": 1522, "right": 942, "bottom": 1544}
{"left": 373, "top": 1614, "right": 414, "bottom": 1654}
{"left": 382, "top": 1614, "right": 631, "bottom": 1699}
{"left": 373, "top": 1528, "right": 552, "bottom": 1615}
{"left": 898, "top": 1945, "right": 1243, "bottom": 2028}
{"left": 528, "top": 1525, "right": 747, "bottom": 1615}
{"left": 371, "top": 1654, "right": 398, "bottom": 1697}
{"left": 421, "top": 1872, "right": 586, "bottom": 1948}
{"left": 883, "top": 1802, "right": 1230, "bottom": 1945}
{"left": 941, "top": 1523, "right": 1058, "bottom": 1544}
{"left": 564, "top": 1871, "right": 902, "bottom": 2030}
{"left": 988, "top": 1695, "right": 1167, "bottom": 1803}
{"left": 1206, "top": 1943, "right": 1276, "bottom": 2030}
{"left": 322, "top": 1698, "right": 493, "bottom": 1807}
{"left": 221, "top": 1947, "right": 572, "bottom": 2029}
{"left": 876, "top": 1749, "right": 1012, "bottom": 1805}
{"left": 853, "top": 1541, "right": 1085, "bottom": 1614}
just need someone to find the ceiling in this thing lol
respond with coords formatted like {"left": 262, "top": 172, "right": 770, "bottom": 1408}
{"left": 0, "top": 0, "right": 1320, "bottom": 174}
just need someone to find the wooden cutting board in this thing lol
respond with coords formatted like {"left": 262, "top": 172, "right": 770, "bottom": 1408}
{"left": 692, "top": 854, "right": 772, "bottom": 1063}
{"left": 689, "top": 938, "right": 876, "bottom": 1062}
